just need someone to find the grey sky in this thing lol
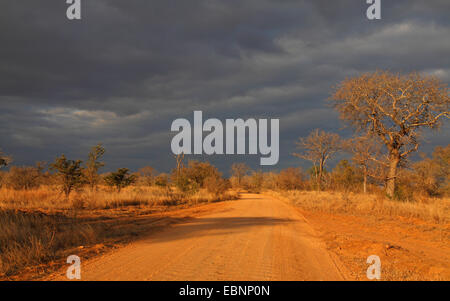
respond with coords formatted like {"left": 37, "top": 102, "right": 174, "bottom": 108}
{"left": 1, "top": 0, "right": 449, "bottom": 174}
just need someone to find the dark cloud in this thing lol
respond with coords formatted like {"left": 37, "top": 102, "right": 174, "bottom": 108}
{"left": 0, "top": 0, "right": 449, "bottom": 173}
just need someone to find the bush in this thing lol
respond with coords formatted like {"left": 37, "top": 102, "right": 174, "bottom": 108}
{"left": 244, "top": 171, "right": 264, "bottom": 193}
{"left": 204, "top": 176, "right": 229, "bottom": 196}
{"left": 182, "top": 161, "right": 221, "bottom": 187}
{"left": 172, "top": 160, "right": 220, "bottom": 193}
{"left": 276, "top": 168, "right": 304, "bottom": 190}
{"left": 5, "top": 166, "right": 42, "bottom": 190}
{"left": 0, "top": 171, "right": 6, "bottom": 188}
{"left": 137, "top": 166, "right": 155, "bottom": 186}
{"left": 154, "top": 173, "right": 169, "bottom": 187}
{"left": 104, "top": 168, "right": 136, "bottom": 192}
{"left": 330, "top": 160, "right": 362, "bottom": 192}
{"left": 174, "top": 173, "right": 199, "bottom": 193}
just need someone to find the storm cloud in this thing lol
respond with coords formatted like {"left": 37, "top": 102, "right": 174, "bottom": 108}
{"left": 1, "top": 0, "right": 449, "bottom": 173}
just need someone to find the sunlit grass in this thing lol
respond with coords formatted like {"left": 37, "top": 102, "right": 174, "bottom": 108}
{"left": 267, "top": 190, "right": 450, "bottom": 224}
{"left": 0, "top": 185, "right": 239, "bottom": 277}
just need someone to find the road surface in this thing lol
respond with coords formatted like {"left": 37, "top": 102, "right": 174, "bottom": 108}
{"left": 52, "top": 193, "right": 346, "bottom": 280}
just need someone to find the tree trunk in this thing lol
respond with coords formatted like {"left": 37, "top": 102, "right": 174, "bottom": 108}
{"left": 312, "top": 164, "right": 319, "bottom": 191}
{"left": 386, "top": 154, "right": 400, "bottom": 198}
{"left": 363, "top": 166, "right": 367, "bottom": 194}
{"left": 318, "top": 163, "right": 323, "bottom": 191}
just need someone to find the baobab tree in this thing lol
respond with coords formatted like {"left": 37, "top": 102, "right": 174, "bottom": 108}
{"left": 331, "top": 71, "right": 449, "bottom": 197}
{"left": 293, "top": 129, "right": 341, "bottom": 191}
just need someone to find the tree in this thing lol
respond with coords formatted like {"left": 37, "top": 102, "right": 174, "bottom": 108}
{"left": 84, "top": 144, "right": 105, "bottom": 191}
{"left": 104, "top": 168, "right": 136, "bottom": 192}
{"left": 5, "top": 162, "right": 45, "bottom": 190}
{"left": 247, "top": 170, "right": 264, "bottom": 193}
{"left": 50, "top": 155, "right": 84, "bottom": 197}
{"left": 154, "top": 173, "right": 169, "bottom": 187}
{"left": 0, "top": 171, "right": 5, "bottom": 188}
{"left": 331, "top": 160, "right": 361, "bottom": 192}
{"left": 172, "top": 153, "right": 187, "bottom": 190}
{"left": 175, "top": 160, "right": 220, "bottom": 190}
{"left": 230, "top": 163, "right": 250, "bottom": 187}
{"left": 204, "top": 175, "right": 229, "bottom": 196}
{"left": 412, "top": 144, "right": 450, "bottom": 196}
{"left": 276, "top": 167, "right": 304, "bottom": 190}
{"left": 331, "top": 71, "right": 449, "bottom": 197}
{"left": 432, "top": 144, "right": 450, "bottom": 192}
{"left": 138, "top": 166, "right": 155, "bottom": 186}
{"left": 293, "top": 129, "right": 341, "bottom": 190}
{"left": 0, "top": 149, "right": 11, "bottom": 168}
{"left": 345, "top": 135, "right": 385, "bottom": 193}
{"left": 174, "top": 153, "right": 185, "bottom": 178}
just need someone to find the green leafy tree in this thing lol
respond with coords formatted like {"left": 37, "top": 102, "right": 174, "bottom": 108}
{"left": 50, "top": 155, "right": 84, "bottom": 197}
{"left": 104, "top": 168, "right": 136, "bottom": 192}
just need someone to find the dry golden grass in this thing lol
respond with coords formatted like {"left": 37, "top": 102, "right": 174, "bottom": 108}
{"left": 0, "top": 185, "right": 239, "bottom": 278}
{"left": 267, "top": 190, "right": 450, "bottom": 224}
{"left": 0, "top": 185, "right": 238, "bottom": 210}
{"left": 0, "top": 209, "right": 99, "bottom": 277}
{"left": 266, "top": 190, "right": 450, "bottom": 280}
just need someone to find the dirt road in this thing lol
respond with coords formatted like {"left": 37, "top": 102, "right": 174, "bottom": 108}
{"left": 50, "top": 193, "right": 346, "bottom": 280}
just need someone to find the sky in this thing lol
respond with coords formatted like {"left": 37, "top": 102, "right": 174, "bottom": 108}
{"left": 0, "top": 0, "right": 449, "bottom": 175}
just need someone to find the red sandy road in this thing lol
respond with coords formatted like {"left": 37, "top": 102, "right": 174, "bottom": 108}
{"left": 49, "top": 193, "right": 346, "bottom": 280}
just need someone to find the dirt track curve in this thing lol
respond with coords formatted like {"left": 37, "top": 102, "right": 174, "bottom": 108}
{"left": 50, "top": 193, "right": 346, "bottom": 280}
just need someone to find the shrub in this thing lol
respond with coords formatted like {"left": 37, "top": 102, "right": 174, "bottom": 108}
{"left": 244, "top": 171, "right": 264, "bottom": 193}
{"left": 137, "top": 166, "right": 155, "bottom": 186}
{"left": 204, "top": 176, "right": 229, "bottom": 196}
{"left": 173, "top": 173, "right": 199, "bottom": 193}
{"left": 276, "top": 167, "right": 304, "bottom": 190}
{"left": 154, "top": 173, "right": 169, "bottom": 187}
{"left": 172, "top": 160, "right": 220, "bottom": 193}
{"left": 5, "top": 166, "right": 42, "bottom": 190}
{"left": 182, "top": 161, "right": 221, "bottom": 187}
{"left": 104, "top": 168, "right": 136, "bottom": 192}
{"left": 330, "top": 160, "right": 362, "bottom": 192}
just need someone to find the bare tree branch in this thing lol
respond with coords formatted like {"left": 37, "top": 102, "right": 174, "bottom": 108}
{"left": 330, "top": 71, "right": 449, "bottom": 197}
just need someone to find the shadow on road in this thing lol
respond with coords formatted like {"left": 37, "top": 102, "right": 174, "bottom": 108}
{"left": 145, "top": 216, "right": 294, "bottom": 243}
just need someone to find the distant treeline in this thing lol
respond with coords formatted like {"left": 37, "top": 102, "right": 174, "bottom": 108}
{"left": 0, "top": 142, "right": 449, "bottom": 201}
{"left": 0, "top": 70, "right": 449, "bottom": 200}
